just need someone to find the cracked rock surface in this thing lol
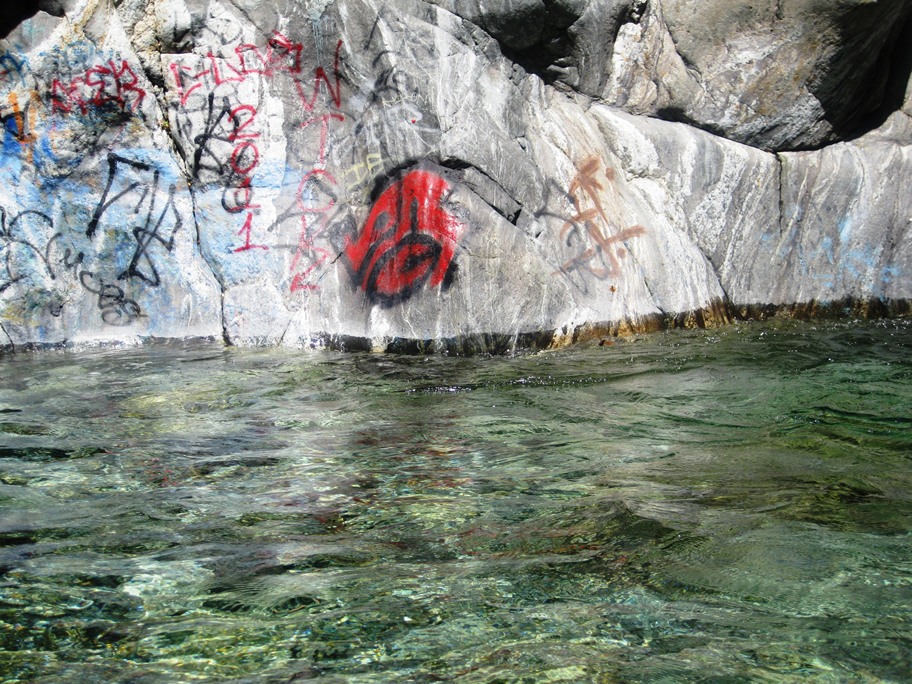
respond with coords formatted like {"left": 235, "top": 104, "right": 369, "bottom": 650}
{"left": 0, "top": 0, "right": 910, "bottom": 352}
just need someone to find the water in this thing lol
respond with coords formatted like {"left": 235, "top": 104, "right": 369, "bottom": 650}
{"left": 0, "top": 319, "right": 910, "bottom": 683}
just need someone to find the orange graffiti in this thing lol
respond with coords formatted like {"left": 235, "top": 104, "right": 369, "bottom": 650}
{"left": 2, "top": 91, "right": 41, "bottom": 164}
{"left": 558, "top": 156, "right": 645, "bottom": 281}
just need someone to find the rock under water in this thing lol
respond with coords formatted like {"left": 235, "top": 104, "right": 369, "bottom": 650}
{"left": 0, "top": 0, "right": 909, "bottom": 353}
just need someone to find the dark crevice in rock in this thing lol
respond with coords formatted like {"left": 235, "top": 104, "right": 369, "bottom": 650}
{"left": 0, "top": 0, "right": 67, "bottom": 38}
{"left": 775, "top": 152, "right": 786, "bottom": 238}
{"left": 698, "top": 250, "right": 730, "bottom": 308}
{"left": 1, "top": 1, "right": 40, "bottom": 39}
{"left": 660, "top": 13, "right": 704, "bottom": 82}
{"left": 181, "top": 179, "right": 229, "bottom": 347}
{"left": 626, "top": 0, "right": 647, "bottom": 24}
{"left": 654, "top": 106, "right": 724, "bottom": 138}
{"left": 839, "top": 7, "right": 912, "bottom": 144}
{"left": 639, "top": 276, "right": 660, "bottom": 314}
{"left": 186, "top": 189, "right": 220, "bottom": 292}
{"left": 137, "top": 56, "right": 167, "bottom": 92}
{"left": 434, "top": 0, "right": 629, "bottom": 94}
{"left": 437, "top": 158, "right": 472, "bottom": 171}
{"left": 160, "top": 112, "right": 191, "bottom": 177}
{"left": 276, "top": 315, "right": 292, "bottom": 349}
{"left": 476, "top": 31, "right": 569, "bottom": 89}
{"left": 437, "top": 157, "right": 522, "bottom": 225}
{"left": 810, "top": 2, "right": 912, "bottom": 147}
{"left": 0, "top": 321, "right": 15, "bottom": 353}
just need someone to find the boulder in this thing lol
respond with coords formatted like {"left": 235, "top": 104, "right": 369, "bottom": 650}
{"left": 433, "top": 0, "right": 912, "bottom": 151}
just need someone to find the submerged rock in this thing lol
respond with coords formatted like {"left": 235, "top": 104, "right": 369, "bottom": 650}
{"left": 0, "top": 0, "right": 909, "bottom": 352}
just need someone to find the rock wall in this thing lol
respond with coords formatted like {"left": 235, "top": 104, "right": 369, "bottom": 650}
{"left": 0, "top": 0, "right": 910, "bottom": 352}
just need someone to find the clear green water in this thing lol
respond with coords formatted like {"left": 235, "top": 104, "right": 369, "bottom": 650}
{"left": 0, "top": 320, "right": 910, "bottom": 683}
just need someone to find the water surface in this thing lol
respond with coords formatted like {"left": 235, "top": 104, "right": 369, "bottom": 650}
{"left": 1, "top": 319, "right": 910, "bottom": 682}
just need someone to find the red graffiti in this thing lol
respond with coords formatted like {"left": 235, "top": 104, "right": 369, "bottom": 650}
{"left": 301, "top": 112, "right": 345, "bottom": 167}
{"left": 170, "top": 32, "right": 311, "bottom": 106}
{"left": 169, "top": 34, "right": 345, "bottom": 264}
{"left": 170, "top": 63, "right": 202, "bottom": 107}
{"left": 222, "top": 103, "right": 266, "bottom": 251}
{"left": 50, "top": 60, "right": 146, "bottom": 115}
{"left": 234, "top": 212, "right": 267, "bottom": 253}
{"left": 294, "top": 40, "right": 343, "bottom": 113}
{"left": 287, "top": 41, "right": 346, "bottom": 291}
{"left": 212, "top": 32, "right": 304, "bottom": 83}
{"left": 344, "top": 170, "right": 464, "bottom": 305}
{"left": 289, "top": 169, "right": 337, "bottom": 291}
{"left": 221, "top": 106, "right": 262, "bottom": 214}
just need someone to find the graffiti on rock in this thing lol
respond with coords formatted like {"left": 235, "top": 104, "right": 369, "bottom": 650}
{"left": 76, "top": 266, "right": 143, "bottom": 327}
{"left": 0, "top": 207, "right": 56, "bottom": 295}
{"left": 341, "top": 152, "right": 385, "bottom": 192}
{"left": 87, "top": 153, "right": 182, "bottom": 288}
{"left": 173, "top": 90, "right": 268, "bottom": 252}
{"left": 168, "top": 32, "right": 345, "bottom": 264}
{"left": 1, "top": 152, "right": 182, "bottom": 326}
{"left": 288, "top": 40, "right": 346, "bottom": 292}
{"left": 183, "top": 93, "right": 267, "bottom": 252}
{"left": 344, "top": 169, "right": 464, "bottom": 306}
{"left": 0, "top": 205, "right": 143, "bottom": 326}
{"left": 49, "top": 59, "right": 146, "bottom": 116}
{"left": 1, "top": 91, "right": 39, "bottom": 159}
{"left": 170, "top": 31, "right": 307, "bottom": 106}
{"left": 0, "top": 44, "right": 148, "bottom": 179}
{"left": 0, "top": 50, "right": 28, "bottom": 86}
{"left": 557, "top": 156, "right": 645, "bottom": 285}
{"left": 289, "top": 169, "right": 338, "bottom": 292}
{"left": 0, "top": 89, "right": 78, "bottom": 174}
{"left": 353, "top": 64, "right": 438, "bottom": 154}
{"left": 293, "top": 39, "right": 343, "bottom": 115}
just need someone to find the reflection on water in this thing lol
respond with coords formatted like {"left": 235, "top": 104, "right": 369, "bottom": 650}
{"left": 0, "top": 319, "right": 910, "bottom": 682}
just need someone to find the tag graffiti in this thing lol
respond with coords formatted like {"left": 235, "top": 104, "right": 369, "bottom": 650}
{"left": 344, "top": 170, "right": 464, "bottom": 306}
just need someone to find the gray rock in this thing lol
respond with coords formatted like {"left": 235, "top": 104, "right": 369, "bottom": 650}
{"left": 442, "top": 0, "right": 912, "bottom": 151}
{"left": 0, "top": 0, "right": 908, "bottom": 353}
{"left": 751, "top": 112, "right": 912, "bottom": 308}
{"left": 601, "top": 0, "right": 912, "bottom": 151}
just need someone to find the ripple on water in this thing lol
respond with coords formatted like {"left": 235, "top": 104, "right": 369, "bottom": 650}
{"left": 0, "top": 319, "right": 910, "bottom": 681}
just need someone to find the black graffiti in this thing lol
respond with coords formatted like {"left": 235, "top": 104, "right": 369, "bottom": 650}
{"left": 0, "top": 206, "right": 142, "bottom": 325}
{"left": 52, "top": 244, "right": 141, "bottom": 325}
{"left": 174, "top": 92, "right": 262, "bottom": 215}
{"left": 87, "top": 153, "right": 181, "bottom": 287}
{"left": 187, "top": 92, "right": 234, "bottom": 180}
{"left": 52, "top": 239, "right": 141, "bottom": 326}
{"left": 79, "top": 270, "right": 142, "bottom": 326}
{"left": 366, "top": 60, "right": 422, "bottom": 107}
{"left": 195, "top": 10, "right": 244, "bottom": 49}
{"left": 0, "top": 208, "right": 56, "bottom": 293}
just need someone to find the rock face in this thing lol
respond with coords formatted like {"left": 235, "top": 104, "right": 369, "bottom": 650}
{"left": 433, "top": 0, "right": 912, "bottom": 150}
{"left": 0, "top": 0, "right": 909, "bottom": 352}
